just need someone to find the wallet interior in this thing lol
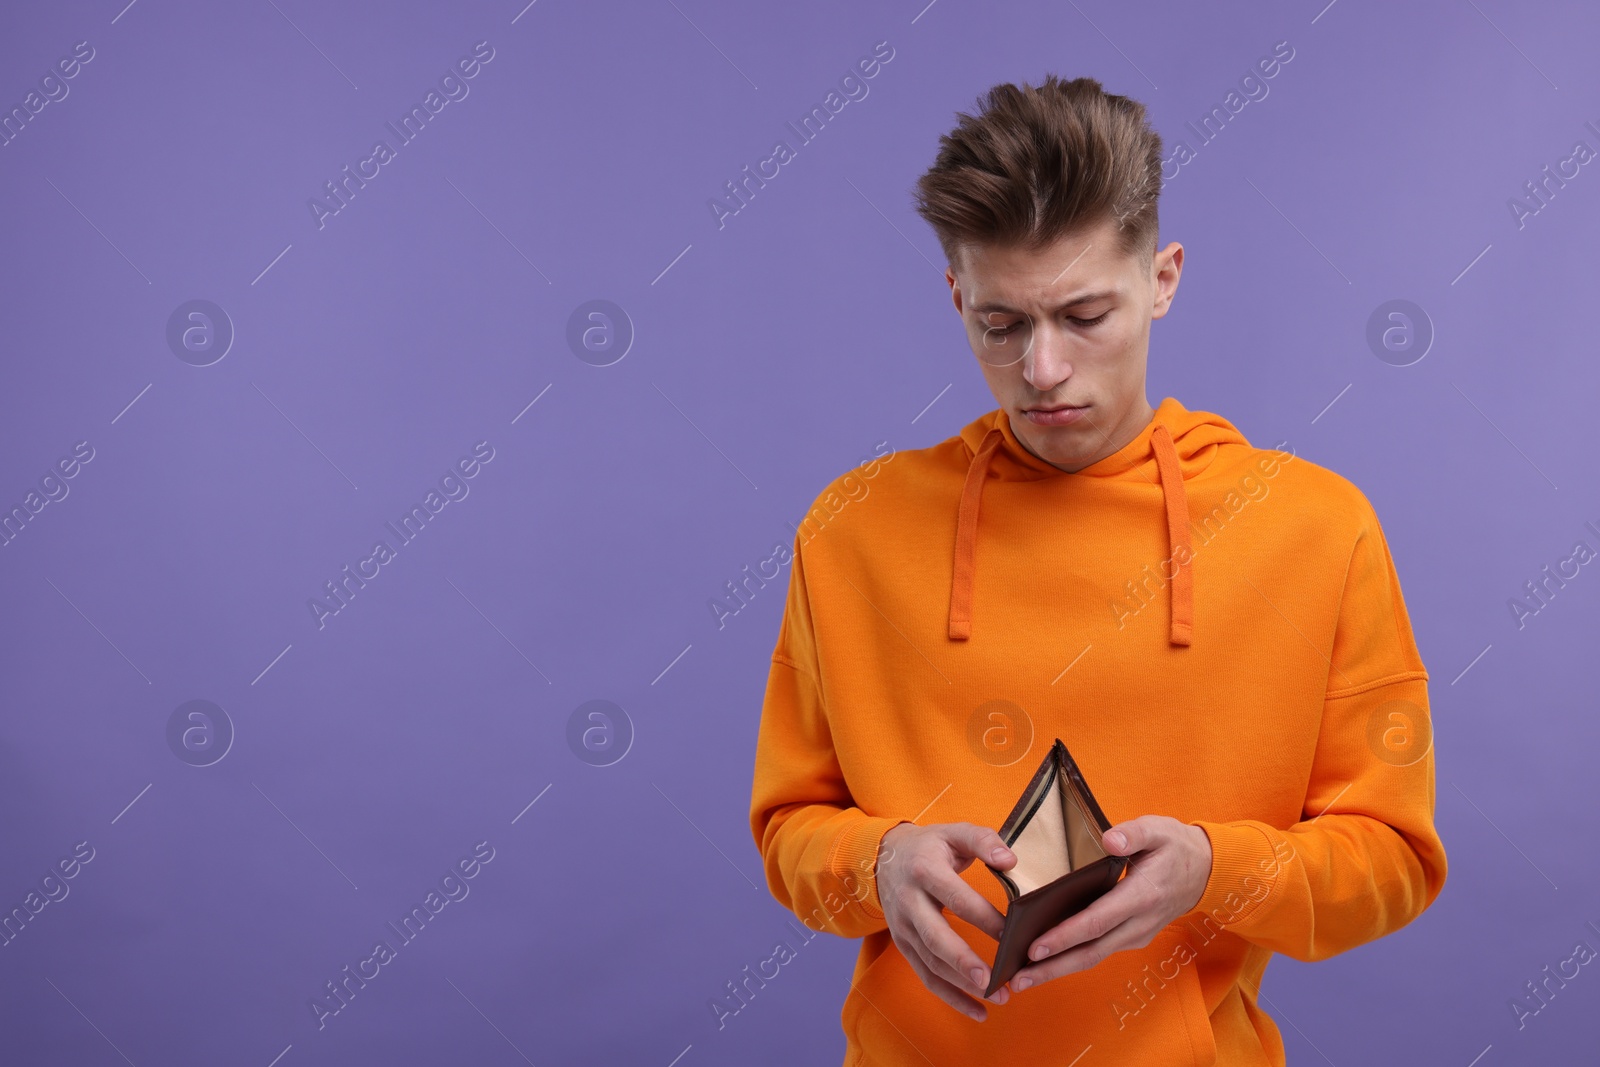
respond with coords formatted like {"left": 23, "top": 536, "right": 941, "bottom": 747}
{"left": 996, "top": 754, "right": 1108, "bottom": 898}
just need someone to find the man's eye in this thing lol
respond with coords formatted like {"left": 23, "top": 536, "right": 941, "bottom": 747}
{"left": 1071, "top": 311, "right": 1110, "bottom": 327}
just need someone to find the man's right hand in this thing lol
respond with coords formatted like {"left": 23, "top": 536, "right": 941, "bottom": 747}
{"left": 876, "top": 821, "right": 1016, "bottom": 1021}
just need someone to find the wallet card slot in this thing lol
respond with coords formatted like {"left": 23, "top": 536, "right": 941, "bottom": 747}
{"left": 1062, "top": 776, "right": 1109, "bottom": 870}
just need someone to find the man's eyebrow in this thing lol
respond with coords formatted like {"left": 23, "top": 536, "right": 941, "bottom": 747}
{"left": 971, "top": 289, "right": 1118, "bottom": 314}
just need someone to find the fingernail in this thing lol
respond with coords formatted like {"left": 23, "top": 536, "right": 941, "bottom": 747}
{"left": 970, "top": 966, "right": 987, "bottom": 987}
{"left": 1012, "top": 976, "right": 1031, "bottom": 992}
{"left": 967, "top": 1007, "right": 985, "bottom": 1021}
{"left": 1107, "top": 830, "right": 1128, "bottom": 850}
{"left": 990, "top": 846, "right": 1012, "bottom": 863}
{"left": 1031, "top": 945, "right": 1050, "bottom": 961}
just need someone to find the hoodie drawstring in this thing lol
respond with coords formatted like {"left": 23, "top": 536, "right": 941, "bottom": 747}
{"left": 946, "top": 421, "right": 1194, "bottom": 647}
{"left": 946, "top": 428, "right": 1003, "bottom": 641}
{"left": 1150, "top": 423, "right": 1194, "bottom": 647}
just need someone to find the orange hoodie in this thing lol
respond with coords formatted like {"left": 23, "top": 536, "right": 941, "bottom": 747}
{"left": 749, "top": 396, "right": 1447, "bottom": 1066}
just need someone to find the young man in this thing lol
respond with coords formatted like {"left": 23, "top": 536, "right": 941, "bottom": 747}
{"left": 748, "top": 75, "right": 1446, "bottom": 1065}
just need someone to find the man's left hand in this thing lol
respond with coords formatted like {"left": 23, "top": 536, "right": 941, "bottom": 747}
{"left": 1007, "top": 816, "right": 1213, "bottom": 993}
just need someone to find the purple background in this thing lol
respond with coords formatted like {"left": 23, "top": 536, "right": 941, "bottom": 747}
{"left": 1, "top": 0, "right": 1596, "bottom": 1063}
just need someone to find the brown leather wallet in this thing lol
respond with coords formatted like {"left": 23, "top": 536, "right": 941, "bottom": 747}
{"left": 982, "top": 737, "right": 1127, "bottom": 997}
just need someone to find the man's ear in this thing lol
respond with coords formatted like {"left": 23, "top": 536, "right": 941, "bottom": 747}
{"left": 1150, "top": 242, "right": 1183, "bottom": 318}
{"left": 947, "top": 268, "right": 962, "bottom": 313}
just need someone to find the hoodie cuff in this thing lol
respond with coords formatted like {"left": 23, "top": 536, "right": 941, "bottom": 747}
{"left": 1186, "top": 819, "right": 1279, "bottom": 932}
{"left": 828, "top": 816, "right": 912, "bottom": 922}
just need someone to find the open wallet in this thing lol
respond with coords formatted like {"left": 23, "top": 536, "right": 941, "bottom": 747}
{"left": 981, "top": 737, "right": 1128, "bottom": 997}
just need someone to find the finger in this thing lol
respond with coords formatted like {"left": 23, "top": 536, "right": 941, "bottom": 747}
{"left": 1104, "top": 825, "right": 1196, "bottom": 918}
{"left": 892, "top": 927, "right": 994, "bottom": 1021}
{"left": 903, "top": 894, "right": 1002, "bottom": 1000}
{"left": 896, "top": 895, "right": 992, "bottom": 1004}
{"left": 893, "top": 893, "right": 973, "bottom": 991}
{"left": 942, "top": 822, "right": 1015, "bottom": 870}
{"left": 923, "top": 866, "right": 1007, "bottom": 941}
{"left": 1103, "top": 813, "right": 1173, "bottom": 856}
{"left": 1010, "top": 912, "right": 1162, "bottom": 992}
{"left": 900, "top": 897, "right": 989, "bottom": 997}
{"left": 1025, "top": 877, "right": 1149, "bottom": 964}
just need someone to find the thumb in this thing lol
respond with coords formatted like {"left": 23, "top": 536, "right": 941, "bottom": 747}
{"left": 945, "top": 822, "right": 1015, "bottom": 869}
{"left": 1103, "top": 816, "right": 1154, "bottom": 855}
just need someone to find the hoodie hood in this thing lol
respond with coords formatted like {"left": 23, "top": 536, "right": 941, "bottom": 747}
{"left": 948, "top": 396, "right": 1250, "bottom": 647}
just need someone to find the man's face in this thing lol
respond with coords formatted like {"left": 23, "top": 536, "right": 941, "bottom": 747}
{"left": 947, "top": 216, "right": 1183, "bottom": 472}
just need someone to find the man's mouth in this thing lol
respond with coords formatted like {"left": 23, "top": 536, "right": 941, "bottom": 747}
{"left": 1022, "top": 403, "right": 1088, "bottom": 427}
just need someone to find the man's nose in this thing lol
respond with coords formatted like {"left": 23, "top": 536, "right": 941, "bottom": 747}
{"left": 1023, "top": 326, "right": 1072, "bottom": 389}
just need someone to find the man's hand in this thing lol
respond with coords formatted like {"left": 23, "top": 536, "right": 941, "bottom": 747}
{"left": 1007, "top": 815, "right": 1213, "bottom": 992}
{"left": 876, "top": 821, "right": 1016, "bottom": 1021}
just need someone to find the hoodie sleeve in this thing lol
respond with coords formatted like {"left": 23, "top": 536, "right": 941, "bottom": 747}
{"left": 1185, "top": 494, "right": 1448, "bottom": 962}
{"left": 749, "top": 534, "right": 907, "bottom": 939}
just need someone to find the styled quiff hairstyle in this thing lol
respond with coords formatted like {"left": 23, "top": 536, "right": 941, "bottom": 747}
{"left": 913, "top": 75, "right": 1163, "bottom": 274}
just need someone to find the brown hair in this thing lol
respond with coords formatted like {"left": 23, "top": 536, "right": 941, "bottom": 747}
{"left": 912, "top": 75, "right": 1163, "bottom": 273}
